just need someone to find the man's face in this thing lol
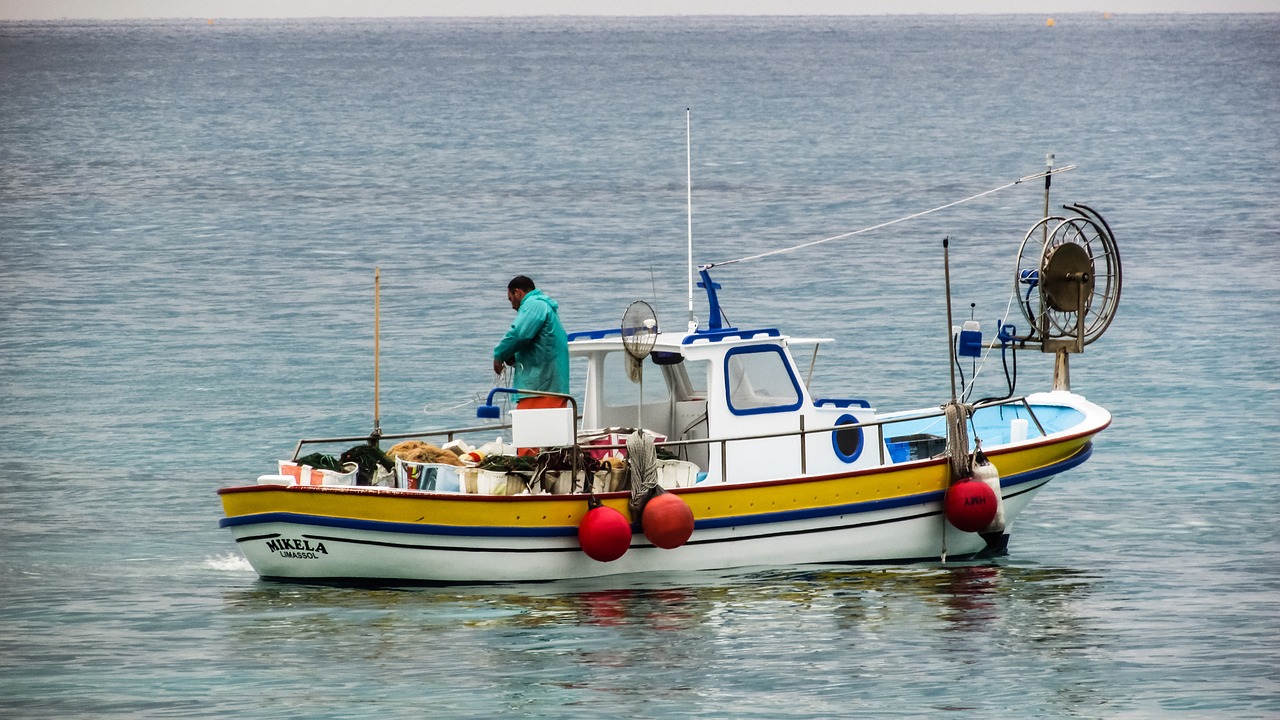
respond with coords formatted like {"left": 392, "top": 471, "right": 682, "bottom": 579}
{"left": 507, "top": 288, "right": 525, "bottom": 311}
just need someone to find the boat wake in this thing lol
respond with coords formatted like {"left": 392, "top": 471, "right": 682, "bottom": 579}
{"left": 204, "top": 552, "right": 254, "bottom": 573}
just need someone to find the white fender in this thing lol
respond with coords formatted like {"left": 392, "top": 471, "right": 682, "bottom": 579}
{"left": 973, "top": 456, "right": 1006, "bottom": 533}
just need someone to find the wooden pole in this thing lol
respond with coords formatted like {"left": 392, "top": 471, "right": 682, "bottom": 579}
{"left": 943, "top": 237, "right": 957, "bottom": 403}
{"left": 374, "top": 266, "right": 381, "bottom": 438}
{"left": 941, "top": 238, "right": 955, "bottom": 563}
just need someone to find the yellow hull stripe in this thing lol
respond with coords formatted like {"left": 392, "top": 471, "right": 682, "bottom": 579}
{"left": 221, "top": 434, "right": 1093, "bottom": 534}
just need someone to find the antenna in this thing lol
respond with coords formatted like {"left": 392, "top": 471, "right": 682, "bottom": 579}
{"left": 686, "top": 109, "right": 697, "bottom": 332}
{"left": 1042, "top": 153, "right": 1054, "bottom": 247}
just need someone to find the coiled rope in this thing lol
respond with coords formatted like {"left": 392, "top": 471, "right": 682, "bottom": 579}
{"left": 944, "top": 401, "right": 974, "bottom": 480}
{"left": 627, "top": 430, "right": 661, "bottom": 522}
{"left": 940, "top": 400, "right": 976, "bottom": 563}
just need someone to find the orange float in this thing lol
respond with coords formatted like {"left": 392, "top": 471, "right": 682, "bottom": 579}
{"left": 641, "top": 492, "right": 695, "bottom": 549}
{"left": 577, "top": 505, "right": 631, "bottom": 562}
{"left": 944, "top": 478, "right": 998, "bottom": 532}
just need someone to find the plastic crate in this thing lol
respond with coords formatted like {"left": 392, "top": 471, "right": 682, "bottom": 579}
{"left": 886, "top": 433, "right": 947, "bottom": 462}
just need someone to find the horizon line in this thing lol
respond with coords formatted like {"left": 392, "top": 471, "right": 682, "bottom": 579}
{"left": 4, "top": 10, "right": 1276, "bottom": 21}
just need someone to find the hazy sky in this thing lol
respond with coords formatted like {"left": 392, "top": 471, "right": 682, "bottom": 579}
{"left": 2, "top": 0, "right": 1278, "bottom": 20}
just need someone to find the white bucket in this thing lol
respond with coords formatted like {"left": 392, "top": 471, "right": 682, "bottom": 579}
{"left": 459, "top": 467, "right": 526, "bottom": 494}
{"left": 371, "top": 467, "right": 396, "bottom": 488}
{"left": 1010, "top": 418, "right": 1030, "bottom": 444}
{"left": 477, "top": 469, "right": 509, "bottom": 495}
{"left": 395, "top": 458, "right": 462, "bottom": 492}
{"left": 284, "top": 462, "right": 326, "bottom": 486}
{"left": 594, "top": 468, "right": 628, "bottom": 493}
{"left": 656, "top": 459, "right": 699, "bottom": 489}
{"left": 277, "top": 461, "right": 304, "bottom": 484}
{"left": 540, "top": 470, "right": 577, "bottom": 495}
{"left": 460, "top": 467, "right": 480, "bottom": 494}
{"left": 320, "top": 462, "right": 359, "bottom": 486}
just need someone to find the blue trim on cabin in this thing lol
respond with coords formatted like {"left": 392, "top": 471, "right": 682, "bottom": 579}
{"left": 568, "top": 325, "right": 784, "bottom": 346}
{"left": 722, "top": 344, "right": 805, "bottom": 416}
{"left": 815, "top": 398, "right": 872, "bottom": 409}
{"left": 683, "top": 328, "right": 781, "bottom": 344}
{"left": 221, "top": 443, "right": 1092, "bottom": 541}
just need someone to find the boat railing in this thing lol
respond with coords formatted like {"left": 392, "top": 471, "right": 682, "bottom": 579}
{"left": 638, "top": 395, "right": 1046, "bottom": 481}
{"left": 290, "top": 422, "right": 514, "bottom": 461}
{"left": 289, "top": 395, "right": 1045, "bottom": 483}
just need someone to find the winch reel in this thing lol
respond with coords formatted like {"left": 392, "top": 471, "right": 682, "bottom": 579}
{"left": 1014, "top": 203, "right": 1122, "bottom": 352}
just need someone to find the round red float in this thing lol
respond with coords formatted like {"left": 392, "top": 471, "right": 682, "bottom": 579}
{"left": 944, "top": 478, "right": 999, "bottom": 533}
{"left": 578, "top": 505, "right": 632, "bottom": 562}
{"left": 641, "top": 492, "right": 695, "bottom": 549}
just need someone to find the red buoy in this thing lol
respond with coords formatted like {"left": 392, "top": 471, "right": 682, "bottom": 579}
{"left": 944, "top": 478, "right": 999, "bottom": 533}
{"left": 578, "top": 505, "right": 632, "bottom": 562}
{"left": 641, "top": 492, "right": 695, "bottom": 549}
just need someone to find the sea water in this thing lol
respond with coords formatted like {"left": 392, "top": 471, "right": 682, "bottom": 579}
{"left": 1, "top": 14, "right": 1277, "bottom": 718}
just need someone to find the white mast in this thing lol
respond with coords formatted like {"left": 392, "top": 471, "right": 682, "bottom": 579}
{"left": 686, "top": 108, "right": 697, "bottom": 332}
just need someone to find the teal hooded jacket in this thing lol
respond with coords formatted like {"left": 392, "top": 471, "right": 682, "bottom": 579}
{"left": 493, "top": 289, "right": 570, "bottom": 399}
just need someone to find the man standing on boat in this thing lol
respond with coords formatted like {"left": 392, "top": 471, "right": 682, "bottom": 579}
{"left": 493, "top": 275, "right": 570, "bottom": 410}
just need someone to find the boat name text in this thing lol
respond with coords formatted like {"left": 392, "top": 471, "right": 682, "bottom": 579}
{"left": 266, "top": 538, "right": 328, "bottom": 559}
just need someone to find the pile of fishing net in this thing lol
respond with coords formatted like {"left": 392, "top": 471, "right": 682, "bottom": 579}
{"left": 294, "top": 444, "right": 396, "bottom": 486}
{"left": 385, "top": 440, "right": 465, "bottom": 466}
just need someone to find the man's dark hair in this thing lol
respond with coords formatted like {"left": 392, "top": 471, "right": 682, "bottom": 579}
{"left": 508, "top": 275, "right": 536, "bottom": 292}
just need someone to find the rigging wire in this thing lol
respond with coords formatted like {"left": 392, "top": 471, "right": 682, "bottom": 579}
{"left": 706, "top": 166, "right": 1077, "bottom": 269}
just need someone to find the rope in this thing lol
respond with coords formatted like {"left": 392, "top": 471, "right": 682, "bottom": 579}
{"left": 627, "top": 430, "right": 662, "bottom": 522}
{"left": 940, "top": 400, "right": 976, "bottom": 563}
{"left": 944, "top": 401, "right": 974, "bottom": 480}
{"left": 707, "top": 166, "right": 1076, "bottom": 269}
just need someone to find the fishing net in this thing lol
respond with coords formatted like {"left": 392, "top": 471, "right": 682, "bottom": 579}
{"left": 340, "top": 444, "right": 393, "bottom": 486}
{"left": 386, "top": 440, "right": 465, "bottom": 466}
{"left": 294, "top": 453, "right": 344, "bottom": 472}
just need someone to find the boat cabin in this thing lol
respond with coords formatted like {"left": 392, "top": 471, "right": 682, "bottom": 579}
{"left": 568, "top": 325, "right": 885, "bottom": 485}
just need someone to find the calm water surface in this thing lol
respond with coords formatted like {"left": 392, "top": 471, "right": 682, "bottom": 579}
{"left": 1, "top": 14, "right": 1277, "bottom": 718}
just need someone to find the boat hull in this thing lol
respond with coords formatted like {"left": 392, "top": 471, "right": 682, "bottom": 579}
{"left": 220, "top": 425, "right": 1097, "bottom": 584}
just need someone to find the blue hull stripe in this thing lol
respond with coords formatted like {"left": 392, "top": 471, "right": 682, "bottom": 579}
{"left": 222, "top": 442, "right": 1092, "bottom": 539}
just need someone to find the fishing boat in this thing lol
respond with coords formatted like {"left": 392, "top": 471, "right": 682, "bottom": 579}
{"left": 218, "top": 159, "right": 1122, "bottom": 586}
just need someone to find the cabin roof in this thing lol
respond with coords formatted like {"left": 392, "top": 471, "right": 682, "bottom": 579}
{"left": 567, "top": 327, "right": 794, "bottom": 357}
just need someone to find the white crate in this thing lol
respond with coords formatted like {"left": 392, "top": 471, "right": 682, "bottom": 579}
{"left": 511, "top": 406, "right": 575, "bottom": 447}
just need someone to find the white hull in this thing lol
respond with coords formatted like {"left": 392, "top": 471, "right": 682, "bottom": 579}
{"left": 227, "top": 475, "right": 1053, "bottom": 584}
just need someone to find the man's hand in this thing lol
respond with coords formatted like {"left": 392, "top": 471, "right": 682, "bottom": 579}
{"left": 493, "top": 359, "right": 505, "bottom": 374}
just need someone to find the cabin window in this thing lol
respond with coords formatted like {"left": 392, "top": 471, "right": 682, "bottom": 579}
{"left": 723, "top": 346, "right": 803, "bottom": 415}
{"left": 680, "top": 359, "right": 710, "bottom": 400}
{"left": 602, "top": 351, "right": 672, "bottom": 408}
